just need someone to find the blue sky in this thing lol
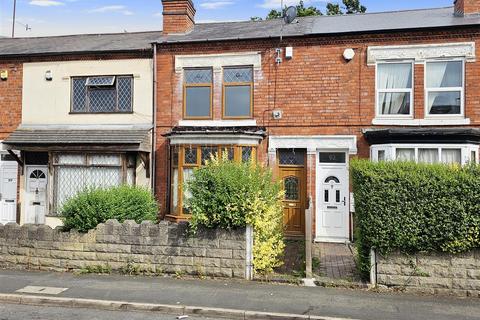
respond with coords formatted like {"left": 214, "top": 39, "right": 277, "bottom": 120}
{"left": 0, "top": 0, "right": 454, "bottom": 37}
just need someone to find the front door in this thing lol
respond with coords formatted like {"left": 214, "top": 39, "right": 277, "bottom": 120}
{"left": 278, "top": 149, "right": 306, "bottom": 237}
{"left": 316, "top": 152, "right": 349, "bottom": 242}
{"left": 0, "top": 156, "right": 18, "bottom": 225}
{"left": 25, "top": 166, "right": 48, "bottom": 224}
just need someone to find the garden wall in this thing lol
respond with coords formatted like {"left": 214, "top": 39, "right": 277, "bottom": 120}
{"left": 376, "top": 250, "right": 480, "bottom": 297}
{"left": 0, "top": 220, "right": 251, "bottom": 279}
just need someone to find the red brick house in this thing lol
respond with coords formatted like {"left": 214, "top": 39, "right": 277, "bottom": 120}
{"left": 154, "top": 0, "right": 480, "bottom": 242}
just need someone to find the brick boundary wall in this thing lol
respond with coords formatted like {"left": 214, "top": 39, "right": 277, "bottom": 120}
{"left": 0, "top": 220, "right": 249, "bottom": 279}
{"left": 376, "top": 251, "right": 480, "bottom": 297}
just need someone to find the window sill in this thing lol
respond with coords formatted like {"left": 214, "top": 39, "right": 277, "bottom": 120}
{"left": 178, "top": 119, "right": 257, "bottom": 127}
{"left": 372, "top": 118, "right": 471, "bottom": 126}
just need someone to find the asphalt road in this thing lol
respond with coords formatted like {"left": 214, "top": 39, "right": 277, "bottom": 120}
{"left": 0, "top": 303, "right": 221, "bottom": 320}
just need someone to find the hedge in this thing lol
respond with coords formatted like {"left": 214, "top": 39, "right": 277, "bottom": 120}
{"left": 61, "top": 185, "right": 159, "bottom": 233}
{"left": 351, "top": 159, "right": 480, "bottom": 279}
{"left": 186, "top": 155, "right": 285, "bottom": 275}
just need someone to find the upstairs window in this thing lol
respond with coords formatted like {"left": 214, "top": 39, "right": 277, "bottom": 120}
{"left": 71, "top": 75, "right": 133, "bottom": 113}
{"left": 223, "top": 67, "right": 253, "bottom": 118}
{"left": 426, "top": 61, "right": 464, "bottom": 116}
{"left": 376, "top": 62, "right": 413, "bottom": 117}
{"left": 184, "top": 68, "right": 213, "bottom": 119}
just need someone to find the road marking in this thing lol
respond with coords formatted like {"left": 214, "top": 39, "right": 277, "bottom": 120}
{"left": 16, "top": 286, "right": 68, "bottom": 295}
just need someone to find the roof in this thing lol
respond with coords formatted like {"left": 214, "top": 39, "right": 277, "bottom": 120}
{"left": 3, "top": 127, "right": 152, "bottom": 152}
{"left": 159, "top": 7, "right": 480, "bottom": 44}
{"left": 0, "top": 31, "right": 161, "bottom": 57}
{"left": 363, "top": 128, "right": 480, "bottom": 145}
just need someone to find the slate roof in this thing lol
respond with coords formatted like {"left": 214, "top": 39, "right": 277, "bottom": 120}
{"left": 3, "top": 128, "right": 152, "bottom": 151}
{"left": 159, "top": 7, "right": 480, "bottom": 44}
{"left": 0, "top": 31, "right": 161, "bottom": 57}
{"left": 0, "top": 6, "right": 478, "bottom": 56}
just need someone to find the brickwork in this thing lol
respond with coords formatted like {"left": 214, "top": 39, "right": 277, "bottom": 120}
{"left": 0, "top": 62, "right": 22, "bottom": 140}
{"left": 377, "top": 251, "right": 480, "bottom": 297}
{"left": 0, "top": 220, "right": 248, "bottom": 278}
{"left": 455, "top": 0, "right": 480, "bottom": 15}
{"left": 155, "top": 28, "right": 480, "bottom": 219}
{"left": 161, "top": 0, "right": 195, "bottom": 34}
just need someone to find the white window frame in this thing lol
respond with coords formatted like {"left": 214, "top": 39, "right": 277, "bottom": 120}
{"left": 370, "top": 144, "right": 478, "bottom": 165}
{"left": 375, "top": 60, "right": 414, "bottom": 119}
{"left": 424, "top": 58, "right": 465, "bottom": 119}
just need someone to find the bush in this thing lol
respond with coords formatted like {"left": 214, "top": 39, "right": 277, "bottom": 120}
{"left": 61, "top": 185, "right": 159, "bottom": 233}
{"left": 351, "top": 159, "right": 480, "bottom": 279}
{"left": 187, "top": 155, "right": 285, "bottom": 275}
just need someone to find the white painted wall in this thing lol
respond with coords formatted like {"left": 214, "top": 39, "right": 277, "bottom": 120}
{"left": 22, "top": 59, "right": 153, "bottom": 125}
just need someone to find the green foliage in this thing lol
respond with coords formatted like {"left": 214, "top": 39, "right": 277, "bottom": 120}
{"left": 351, "top": 159, "right": 480, "bottom": 279}
{"left": 61, "top": 185, "right": 158, "bottom": 233}
{"left": 78, "top": 264, "right": 112, "bottom": 275}
{"left": 186, "top": 155, "right": 285, "bottom": 275}
{"left": 257, "top": 0, "right": 366, "bottom": 20}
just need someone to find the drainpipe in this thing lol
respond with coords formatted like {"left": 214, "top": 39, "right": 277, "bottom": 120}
{"left": 151, "top": 43, "right": 158, "bottom": 195}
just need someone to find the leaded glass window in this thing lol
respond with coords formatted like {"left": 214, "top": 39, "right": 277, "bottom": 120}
{"left": 278, "top": 149, "right": 305, "bottom": 166}
{"left": 223, "top": 67, "right": 253, "bottom": 118}
{"left": 184, "top": 68, "right": 212, "bottom": 119}
{"left": 71, "top": 75, "right": 133, "bottom": 113}
{"left": 284, "top": 176, "right": 299, "bottom": 201}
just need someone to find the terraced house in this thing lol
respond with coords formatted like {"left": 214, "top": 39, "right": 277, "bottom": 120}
{"left": 1, "top": 0, "right": 480, "bottom": 244}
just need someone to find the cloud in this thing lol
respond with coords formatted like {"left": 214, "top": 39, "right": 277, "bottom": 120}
{"left": 29, "top": 0, "right": 64, "bottom": 6}
{"left": 200, "top": 1, "right": 234, "bottom": 9}
{"left": 88, "top": 5, "right": 134, "bottom": 15}
{"left": 257, "top": 0, "right": 325, "bottom": 9}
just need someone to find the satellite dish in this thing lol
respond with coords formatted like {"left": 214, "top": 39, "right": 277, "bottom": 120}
{"left": 283, "top": 6, "right": 297, "bottom": 24}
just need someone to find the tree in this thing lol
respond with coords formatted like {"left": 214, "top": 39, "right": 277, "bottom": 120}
{"left": 255, "top": 0, "right": 366, "bottom": 20}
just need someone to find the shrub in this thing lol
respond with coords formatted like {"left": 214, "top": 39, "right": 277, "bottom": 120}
{"left": 187, "top": 155, "right": 285, "bottom": 275}
{"left": 351, "top": 159, "right": 480, "bottom": 279}
{"left": 61, "top": 185, "right": 159, "bottom": 233}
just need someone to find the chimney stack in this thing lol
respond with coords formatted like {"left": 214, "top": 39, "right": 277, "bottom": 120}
{"left": 162, "top": 0, "right": 196, "bottom": 34}
{"left": 454, "top": 0, "right": 480, "bottom": 16}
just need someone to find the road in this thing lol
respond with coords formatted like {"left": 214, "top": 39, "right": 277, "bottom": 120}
{"left": 0, "top": 303, "right": 220, "bottom": 320}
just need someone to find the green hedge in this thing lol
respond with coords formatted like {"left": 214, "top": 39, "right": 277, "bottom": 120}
{"left": 186, "top": 155, "right": 285, "bottom": 275}
{"left": 61, "top": 185, "right": 159, "bottom": 233}
{"left": 351, "top": 159, "right": 480, "bottom": 279}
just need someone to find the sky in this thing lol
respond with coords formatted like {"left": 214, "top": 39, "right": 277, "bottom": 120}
{"left": 0, "top": 0, "right": 455, "bottom": 38}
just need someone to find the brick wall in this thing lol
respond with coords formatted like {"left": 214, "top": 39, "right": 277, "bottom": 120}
{"left": 0, "top": 219, "right": 248, "bottom": 278}
{"left": 377, "top": 251, "right": 480, "bottom": 297}
{"left": 155, "top": 27, "right": 480, "bottom": 217}
{"left": 0, "top": 62, "right": 22, "bottom": 140}
{"left": 455, "top": 0, "right": 480, "bottom": 15}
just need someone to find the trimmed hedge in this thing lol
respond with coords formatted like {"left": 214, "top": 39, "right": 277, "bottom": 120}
{"left": 186, "top": 155, "right": 285, "bottom": 275}
{"left": 351, "top": 159, "right": 480, "bottom": 279}
{"left": 61, "top": 185, "right": 159, "bottom": 233}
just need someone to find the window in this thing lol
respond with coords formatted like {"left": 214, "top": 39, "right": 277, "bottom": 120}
{"left": 53, "top": 153, "right": 135, "bottom": 213}
{"left": 71, "top": 75, "right": 133, "bottom": 113}
{"left": 426, "top": 60, "right": 464, "bottom": 116}
{"left": 278, "top": 149, "right": 305, "bottom": 166}
{"left": 184, "top": 68, "right": 213, "bottom": 119}
{"left": 170, "top": 145, "right": 256, "bottom": 216}
{"left": 319, "top": 152, "right": 346, "bottom": 164}
{"left": 376, "top": 62, "right": 413, "bottom": 117}
{"left": 223, "top": 67, "right": 253, "bottom": 118}
{"left": 393, "top": 147, "right": 462, "bottom": 164}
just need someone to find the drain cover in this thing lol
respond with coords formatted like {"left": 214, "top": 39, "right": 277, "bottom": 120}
{"left": 16, "top": 286, "right": 68, "bottom": 295}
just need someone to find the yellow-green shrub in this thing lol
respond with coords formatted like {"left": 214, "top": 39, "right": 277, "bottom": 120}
{"left": 187, "top": 155, "right": 284, "bottom": 274}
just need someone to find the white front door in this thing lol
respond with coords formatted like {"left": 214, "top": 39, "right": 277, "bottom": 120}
{"left": 25, "top": 166, "right": 48, "bottom": 224}
{"left": 316, "top": 151, "right": 349, "bottom": 242}
{"left": 0, "top": 157, "right": 18, "bottom": 225}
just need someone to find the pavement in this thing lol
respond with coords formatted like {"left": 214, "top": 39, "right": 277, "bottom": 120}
{"left": 0, "top": 303, "right": 221, "bottom": 320}
{"left": 313, "top": 243, "right": 357, "bottom": 280}
{"left": 0, "top": 270, "right": 479, "bottom": 320}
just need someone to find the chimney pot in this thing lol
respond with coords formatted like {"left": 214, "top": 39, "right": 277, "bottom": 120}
{"left": 161, "top": 0, "right": 196, "bottom": 34}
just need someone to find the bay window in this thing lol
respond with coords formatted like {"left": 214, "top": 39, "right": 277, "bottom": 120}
{"left": 425, "top": 60, "right": 464, "bottom": 116}
{"left": 371, "top": 145, "right": 477, "bottom": 165}
{"left": 376, "top": 62, "right": 413, "bottom": 117}
{"left": 170, "top": 145, "right": 256, "bottom": 217}
{"left": 53, "top": 153, "right": 136, "bottom": 212}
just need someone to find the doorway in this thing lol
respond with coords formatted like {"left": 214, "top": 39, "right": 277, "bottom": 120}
{"left": 0, "top": 154, "right": 18, "bottom": 225}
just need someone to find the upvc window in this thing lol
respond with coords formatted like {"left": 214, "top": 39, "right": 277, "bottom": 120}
{"left": 184, "top": 68, "right": 213, "bottom": 119}
{"left": 52, "top": 153, "right": 136, "bottom": 213}
{"left": 223, "top": 67, "right": 253, "bottom": 119}
{"left": 71, "top": 75, "right": 133, "bottom": 113}
{"left": 376, "top": 62, "right": 413, "bottom": 117}
{"left": 170, "top": 145, "right": 256, "bottom": 216}
{"left": 425, "top": 60, "right": 464, "bottom": 116}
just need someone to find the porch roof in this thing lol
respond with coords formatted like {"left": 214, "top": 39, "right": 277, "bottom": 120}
{"left": 363, "top": 128, "right": 480, "bottom": 145}
{"left": 2, "top": 126, "right": 152, "bottom": 152}
{"left": 163, "top": 126, "right": 266, "bottom": 146}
